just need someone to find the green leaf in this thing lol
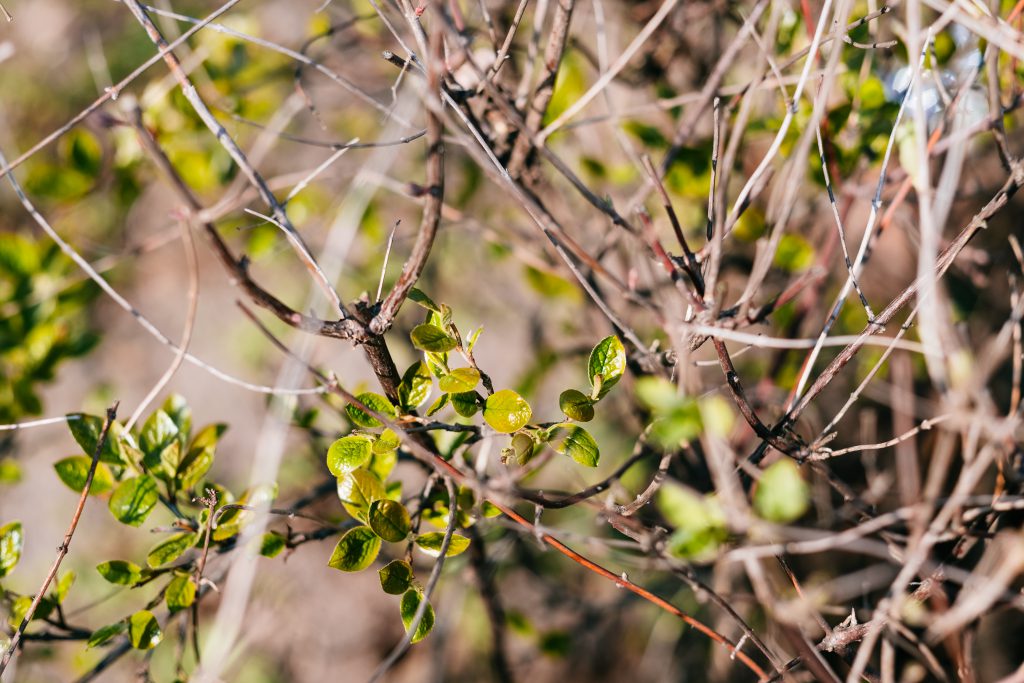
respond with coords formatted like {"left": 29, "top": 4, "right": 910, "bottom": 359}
{"left": 415, "top": 532, "right": 470, "bottom": 557}
{"left": 658, "top": 484, "right": 728, "bottom": 562}
{"left": 176, "top": 444, "right": 215, "bottom": 491}
{"left": 588, "top": 336, "right": 626, "bottom": 399}
{"left": 408, "top": 287, "right": 442, "bottom": 313}
{"left": 368, "top": 449, "right": 398, "bottom": 482}
{"left": 0, "top": 458, "right": 22, "bottom": 484}
{"left": 337, "top": 469, "right": 386, "bottom": 522}
{"left": 140, "top": 410, "right": 179, "bottom": 459}
{"left": 96, "top": 560, "right": 143, "bottom": 586}
{"left": 558, "top": 389, "right": 595, "bottom": 422}
{"left": 346, "top": 392, "right": 397, "bottom": 429}
{"left": 773, "top": 234, "right": 816, "bottom": 273}
{"left": 410, "top": 324, "right": 458, "bottom": 353}
{"left": 368, "top": 499, "right": 411, "bottom": 543}
{"left": 483, "top": 390, "right": 532, "bottom": 433}
{"left": 400, "top": 589, "right": 435, "bottom": 643}
{"left": 128, "top": 610, "right": 162, "bottom": 650}
{"left": 438, "top": 368, "right": 480, "bottom": 394}
{"left": 67, "top": 413, "right": 123, "bottom": 465}
{"left": 146, "top": 532, "right": 197, "bottom": 568}
{"left": 398, "top": 361, "right": 433, "bottom": 412}
{"left": 553, "top": 425, "right": 600, "bottom": 467}
{"left": 259, "top": 532, "right": 287, "bottom": 558}
{"left": 451, "top": 391, "right": 480, "bottom": 418}
{"left": 753, "top": 459, "right": 810, "bottom": 523}
{"left": 53, "top": 456, "right": 114, "bottom": 495}
{"left": 378, "top": 559, "right": 414, "bottom": 595}
{"left": 53, "top": 571, "right": 75, "bottom": 603}
{"left": 425, "top": 392, "right": 449, "bottom": 417}
{"left": 327, "top": 526, "right": 382, "bottom": 572}
{"left": 108, "top": 475, "right": 159, "bottom": 527}
{"left": 165, "top": 575, "right": 196, "bottom": 612}
{"left": 327, "top": 435, "right": 374, "bottom": 477}
{"left": 161, "top": 394, "right": 192, "bottom": 449}
{"left": 87, "top": 621, "right": 127, "bottom": 649}
{"left": 373, "top": 428, "right": 401, "bottom": 454}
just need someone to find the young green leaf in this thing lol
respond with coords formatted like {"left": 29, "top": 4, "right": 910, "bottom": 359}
{"left": 502, "top": 432, "right": 535, "bottom": 465}
{"left": 587, "top": 336, "right": 626, "bottom": 399}
{"left": 400, "top": 589, "right": 435, "bottom": 643}
{"left": 0, "top": 521, "right": 23, "bottom": 578}
{"left": 753, "top": 459, "right": 810, "bottom": 523}
{"left": 372, "top": 428, "right": 401, "bottom": 455}
{"left": 176, "top": 444, "right": 215, "bottom": 492}
{"left": 161, "top": 394, "right": 192, "bottom": 449}
{"left": 558, "top": 389, "right": 595, "bottom": 422}
{"left": 408, "top": 287, "right": 442, "bottom": 313}
{"left": 368, "top": 499, "right": 412, "bottom": 542}
{"left": 139, "top": 409, "right": 179, "bottom": 459}
{"left": 483, "top": 390, "right": 532, "bottom": 433}
{"left": 127, "top": 610, "right": 162, "bottom": 650}
{"left": 415, "top": 532, "right": 470, "bottom": 557}
{"left": 378, "top": 559, "right": 414, "bottom": 595}
{"left": 410, "top": 324, "right": 458, "bottom": 353}
{"left": 554, "top": 425, "right": 600, "bottom": 467}
{"left": 345, "top": 392, "right": 397, "bottom": 428}
{"left": 165, "top": 575, "right": 196, "bottom": 612}
{"left": 337, "top": 469, "right": 386, "bottom": 522}
{"left": 146, "top": 532, "right": 197, "bottom": 568}
{"left": 658, "top": 484, "right": 728, "bottom": 562}
{"left": 53, "top": 456, "right": 114, "bottom": 495}
{"left": 108, "top": 475, "right": 159, "bottom": 527}
{"left": 327, "top": 526, "right": 382, "bottom": 572}
{"left": 96, "top": 560, "right": 143, "bottom": 586}
{"left": 438, "top": 367, "right": 481, "bottom": 394}
{"left": 87, "top": 621, "right": 127, "bottom": 649}
{"left": 327, "top": 435, "right": 374, "bottom": 477}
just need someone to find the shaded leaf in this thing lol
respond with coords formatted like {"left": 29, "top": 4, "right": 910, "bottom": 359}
{"left": 259, "top": 532, "right": 287, "bottom": 558}
{"left": 451, "top": 391, "right": 480, "bottom": 418}
{"left": 327, "top": 526, "right": 381, "bottom": 572}
{"left": 400, "top": 589, "right": 435, "bottom": 643}
{"left": 753, "top": 459, "right": 810, "bottom": 523}
{"left": 66, "top": 413, "right": 123, "bottom": 465}
{"left": 108, "top": 475, "right": 159, "bottom": 527}
{"left": 368, "top": 499, "right": 411, "bottom": 542}
{"left": 558, "top": 389, "right": 595, "bottom": 422}
{"left": 398, "top": 361, "right": 433, "bottom": 412}
{"left": 87, "top": 621, "right": 127, "bottom": 649}
{"left": 53, "top": 456, "right": 113, "bottom": 495}
{"left": 378, "top": 559, "right": 414, "bottom": 595}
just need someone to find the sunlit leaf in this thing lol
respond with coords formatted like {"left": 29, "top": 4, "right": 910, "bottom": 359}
{"left": 400, "top": 589, "right": 435, "bottom": 643}
{"left": 438, "top": 367, "right": 481, "bottom": 394}
{"left": 410, "top": 324, "right": 458, "bottom": 353}
{"left": 146, "top": 532, "right": 197, "bottom": 568}
{"left": 96, "top": 560, "right": 143, "bottom": 586}
{"left": 53, "top": 456, "right": 114, "bottom": 495}
{"left": 368, "top": 499, "right": 411, "bottom": 542}
{"left": 483, "top": 390, "right": 531, "bottom": 433}
{"left": 346, "top": 392, "right": 396, "bottom": 429}
{"left": 415, "top": 532, "right": 470, "bottom": 557}
{"left": 588, "top": 336, "right": 626, "bottom": 399}
{"left": 108, "top": 475, "right": 159, "bottom": 527}
{"left": 128, "top": 610, "right": 162, "bottom": 650}
{"left": 327, "top": 435, "right": 374, "bottom": 477}
{"left": 378, "top": 559, "right": 414, "bottom": 595}
{"left": 327, "top": 526, "right": 381, "bottom": 572}
{"left": 558, "top": 389, "right": 595, "bottom": 422}
{"left": 0, "top": 522, "right": 23, "bottom": 578}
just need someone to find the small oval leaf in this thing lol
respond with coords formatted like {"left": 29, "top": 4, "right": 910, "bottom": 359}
{"left": 337, "top": 470, "right": 386, "bottom": 522}
{"left": 410, "top": 324, "right": 458, "bottom": 353}
{"left": 438, "top": 367, "right": 481, "bottom": 394}
{"left": 146, "top": 532, "right": 197, "bottom": 568}
{"left": 587, "top": 336, "right": 626, "bottom": 399}
{"left": 346, "top": 393, "right": 397, "bottom": 429}
{"left": 327, "top": 435, "right": 374, "bottom": 477}
{"left": 400, "top": 589, "right": 435, "bottom": 643}
{"left": 54, "top": 456, "right": 114, "bottom": 495}
{"left": 96, "top": 560, "right": 143, "bottom": 586}
{"left": 379, "top": 559, "right": 414, "bottom": 595}
{"left": 483, "top": 390, "right": 532, "bottom": 433}
{"left": 558, "top": 389, "right": 595, "bottom": 422}
{"left": 328, "top": 526, "right": 382, "bottom": 572}
{"left": 554, "top": 425, "right": 600, "bottom": 467}
{"left": 368, "top": 499, "right": 412, "bottom": 543}
{"left": 0, "top": 521, "right": 23, "bottom": 579}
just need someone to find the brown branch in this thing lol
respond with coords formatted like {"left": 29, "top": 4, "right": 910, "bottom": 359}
{"left": 0, "top": 403, "right": 119, "bottom": 675}
{"left": 506, "top": 0, "right": 575, "bottom": 177}
{"left": 369, "top": 21, "right": 446, "bottom": 335}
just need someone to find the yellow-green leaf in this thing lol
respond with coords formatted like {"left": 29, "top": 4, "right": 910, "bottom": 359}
{"left": 128, "top": 610, "right": 162, "bottom": 650}
{"left": 328, "top": 526, "right": 381, "bottom": 572}
{"left": 53, "top": 456, "right": 114, "bottom": 495}
{"left": 483, "top": 390, "right": 531, "bottom": 433}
